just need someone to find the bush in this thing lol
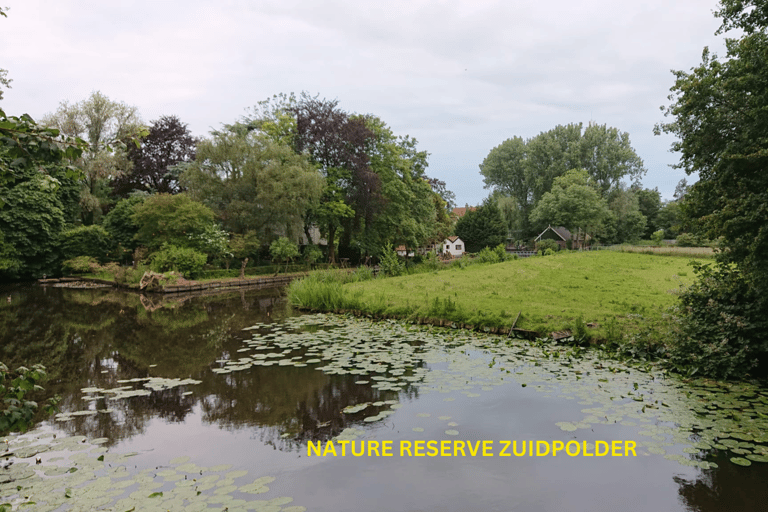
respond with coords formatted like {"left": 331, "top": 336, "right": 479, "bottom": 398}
{"left": 62, "top": 256, "right": 100, "bottom": 274}
{"left": 1, "top": 362, "right": 59, "bottom": 434}
{"left": 668, "top": 262, "right": 768, "bottom": 379}
{"left": 379, "top": 244, "right": 405, "bottom": 277}
{"left": 536, "top": 239, "right": 560, "bottom": 253}
{"left": 651, "top": 229, "right": 664, "bottom": 245}
{"left": 150, "top": 244, "right": 207, "bottom": 278}
{"left": 543, "top": 248, "right": 555, "bottom": 256}
{"left": 60, "top": 225, "right": 114, "bottom": 262}
{"left": 675, "top": 233, "right": 700, "bottom": 247}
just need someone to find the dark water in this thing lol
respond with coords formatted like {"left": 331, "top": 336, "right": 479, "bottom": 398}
{"left": 1, "top": 283, "right": 766, "bottom": 512}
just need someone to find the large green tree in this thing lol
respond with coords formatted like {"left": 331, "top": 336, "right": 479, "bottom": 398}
{"left": 655, "top": 0, "right": 768, "bottom": 377}
{"left": 0, "top": 108, "right": 86, "bottom": 279}
{"left": 42, "top": 91, "right": 145, "bottom": 224}
{"left": 180, "top": 123, "right": 323, "bottom": 242}
{"left": 131, "top": 193, "right": 215, "bottom": 251}
{"left": 529, "top": 169, "right": 611, "bottom": 240}
{"left": 480, "top": 122, "right": 646, "bottom": 239}
{"left": 454, "top": 200, "right": 507, "bottom": 253}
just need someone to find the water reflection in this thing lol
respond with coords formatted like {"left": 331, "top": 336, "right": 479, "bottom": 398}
{"left": 0, "top": 284, "right": 413, "bottom": 451}
{"left": 675, "top": 449, "right": 768, "bottom": 511}
{"left": 2, "top": 284, "right": 768, "bottom": 512}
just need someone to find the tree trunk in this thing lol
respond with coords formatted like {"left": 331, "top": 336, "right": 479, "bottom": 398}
{"left": 240, "top": 258, "right": 248, "bottom": 279}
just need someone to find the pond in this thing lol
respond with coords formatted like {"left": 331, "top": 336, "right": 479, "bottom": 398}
{"left": 1, "top": 284, "right": 767, "bottom": 511}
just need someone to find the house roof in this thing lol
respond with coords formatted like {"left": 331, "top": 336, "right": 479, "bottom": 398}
{"left": 535, "top": 225, "right": 572, "bottom": 241}
{"left": 395, "top": 245, "right": 407, "bottom": 251}
{"left": 451, "top": 206, "right": 476, "bottom": 218}
{"left": 446, "top": 235, "right": 462, "bottom": 243}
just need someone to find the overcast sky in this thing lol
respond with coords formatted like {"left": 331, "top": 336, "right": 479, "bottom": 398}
{"left": 1, "top": 0, "right": 733, "bottom": 205}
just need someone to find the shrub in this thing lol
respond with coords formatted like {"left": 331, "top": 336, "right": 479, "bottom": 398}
{"left": 379, "top": 244, "right": 405, "bottom": 277}
{"left": 651, "top": 229, "right": 664, "bottom": 245}
{"left": 62, "top": 256, "right": 100, "bottom": 274}
{"left": 544, "top": 248, "right": 555, "bottom": 256}
{"left": 536, "top": 239, "right": 560, "bottom": 253}
{"left": 60, "top": 225, "right": 114, "bottom": 262}
{"left": 475, "top": 246, "right": 501, "bottom": 264}
{"left": 668, "top": 262, "right": 768, "bottom": 379}
{"left": 675, "top": 233, "right": 699, "bottom": 247}
{"left": 103, "top": 194, "right": 147, "bottom": 257}
{"left": 150, "top": 244, "right": 207, "bottom": 278}
{"left": 1, "top": 362, "right": 59, "bottom": 434}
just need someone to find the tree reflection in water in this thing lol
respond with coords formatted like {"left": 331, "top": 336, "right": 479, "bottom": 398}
{"left": 675, "top": 449, "right": 768, "bottom": 512}
{"left": 0, "top": 283, "right": 425, "bottom": 453}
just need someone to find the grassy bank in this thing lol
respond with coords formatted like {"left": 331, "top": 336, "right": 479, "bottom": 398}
{"left": 289, "top": 251, "right": 706, "bottom": 341}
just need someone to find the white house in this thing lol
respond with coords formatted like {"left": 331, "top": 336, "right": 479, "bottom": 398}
{"left": 395, "top": 245, "right": 415, "bottom": 257}
{"left": 443, "top": 236, "right": 465, "bottom": 257}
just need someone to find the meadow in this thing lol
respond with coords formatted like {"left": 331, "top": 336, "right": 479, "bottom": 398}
{"left": 289, "top": 251, "right": 707, "bottom": 341}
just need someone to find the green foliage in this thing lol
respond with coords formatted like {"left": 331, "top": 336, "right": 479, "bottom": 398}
{"left": 303, "top": 244, "right": 324, "bottom": 267}
{"left": 378, "top": 244, "right": 405, "bottom": 277}
{"left": 230, "top": 231, "right": 260, "bottom": 260}
{"left": 655, "top": 17, "right": 768, "bottom": 373}
{"left": 571, "top": 315, "right": 590, "bottom": 344}
{"left": 41, "top": 91, "right": 145, "bottom": 225}
{"left": 656, "top": 201, "right": 682, "bottom": 238}
{"left": 543, "top": 248, "right": 555, "bottom": 256}
{"left": 103, "top": 193, "right": 147, "bottom": 258}
{"left": 186, "top": 222, "right": 231, "bottom": 261}
{"left": 651, "top": 229, "right": 665, "bottom": 245}
{"left": 475, "top": 244, "right": 510, "bottom": 264}
{"left": 0, "top": 362, "right": 59, "bottom": 434}
{"left": 62, "top": 255, "right": 99, "bottom": 274}
{"left": 149, "top": 243, "right": 207, "bottom": 278}
{"left": 536, "top": 239, "right": 560, "bottom": 253}
{"left": 454, "top": 201, "right": 507, "bottom": 253}
{"left": 668, "top": 263, "right": 768, "bottom": 379}
{"left": 180, "top": 123, "right": 323, "bottom": 239}
{"left": 60, "top": 224, "right": 113, "bottom": 262}
{"left": 675, "top": 233, "right": 700, "bottom": 247}
{"left": 269, "top": 237, "right": 300, "bottom": 274}
{"left": 530, "top": 169, "right": 610, "bottom": 238}
{"left": 0, "top": 107, "right": 88, "bottom": 279}
{"left": 132, "top": 193, "right": 215, "bottom": 250}
{"left": 480, "top": 123, "right": 646, "bottom": 238}
{"left": 605, "top": 184, "right": 647, "bottom": 244}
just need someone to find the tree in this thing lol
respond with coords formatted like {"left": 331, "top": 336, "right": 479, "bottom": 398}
{"left": 454, "top": 200, "right": 507, "bottom": 253}
{"left": 131, "top": 193, "right": 215, "bottom": 251}
{"left": 654, "top": 0, "right": 768, "bottom": 376}
{"left": 479, "top": 136, "right": 533, "bottom": 238}
{"left": 356, "top": 116, "right": 441, "bottom": 259}
{"left": 1, "top": 108, "right": 87, "bottom": 279}
{"left": 269, "top": 237, "right": 299, "bottom": 275}
{"left": 529, "top": 169, "right": 611, "bottom": 240}
{"left": 113, "top": 115, "right": 198, "bottom": 197}
{"left": 229, "top": 231, "right": 259, "bottom": 278}
{"left": 634, "top": 187, "right": 662, "bottom": 238}
{"left": 605, "top": 184, "right": 647, "bottom": 244}
{"left": 42, "top": 91, "right": 145, "bottom": 224}
{"left": 102, "top": 193, "right": 148, "bottom": 259}
{"left": 656, "top": 200, "right": 682, "bottom": 238}
{"left": 480, "top": 122, "right": 646, "bottom": 238}
{"left": 180, "top": 123, "right": 323, "bottom": 241}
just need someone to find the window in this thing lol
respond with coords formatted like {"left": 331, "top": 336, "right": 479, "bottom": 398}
{"left": 446, "top": 245, "right": 450, "bottom": 250}
{"left": 456, "top": 245, "right": 462, "bottom": 251}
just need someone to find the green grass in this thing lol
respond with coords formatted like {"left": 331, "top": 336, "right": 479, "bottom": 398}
{"left": 606, "top": 245, "right": 715, "bottom": 258}
{"left": 290, "top": 251, "right": 707, "bottom": 341}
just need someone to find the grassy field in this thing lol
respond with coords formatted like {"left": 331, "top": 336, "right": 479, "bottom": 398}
{"left": 605, "top": 245, "right": 715, "bottom": 258}
{"left": 290, "top": 251, "right": 707, "bottom": 341}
